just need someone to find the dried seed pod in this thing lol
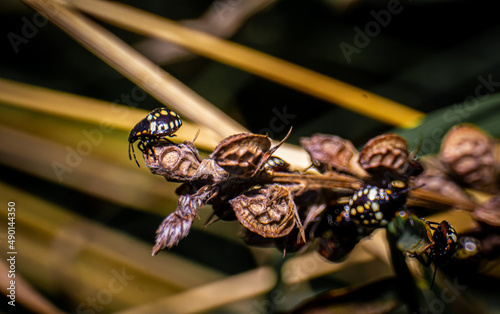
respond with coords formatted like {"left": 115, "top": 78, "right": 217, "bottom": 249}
{"left": 210, "top": 133, "right": 271, "bottom": 176}
{"left": 210, "top": 129, "right": 291, "bottom": 177}
{"left": 414, "top": 157, "right": 474, "bottom": 207}
{"left": 440, "top": 124, "right": 497, "bottom": 191}
{"left": 473, "top": 196, "right": 500, "bottom": 227}
{"left": 358, "top": 133, "right": 414, "bottom": 181}
{"left": 300, "top": 134, "right": 367, "bottom": 177}
{"left": 152, "top": 185, "right": 215, "bottom": 254}
{"left": 145, "top": 141, "right": 201, "bottom": 182}
{"left": 230, "top": 184, "right": 302, "bottom": 238}
{"left": 191, "top": 158, "right": 230, "bottom": 183}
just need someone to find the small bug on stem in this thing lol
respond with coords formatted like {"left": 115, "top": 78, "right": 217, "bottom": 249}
{"left": 128, "top": 108, "right": 183, "bottom": 167}
{"left": 411, "top": 219, "right": 458, "bottom": 287}
{"left": 342, "top": 182, "right": 423, "bottom": 229}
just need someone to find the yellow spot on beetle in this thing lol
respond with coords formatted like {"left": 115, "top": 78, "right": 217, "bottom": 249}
{"left": 375, "top": 212, "right": 383, "bottom": 220}
{"left": 368, "top": 189, "right": 378, "bottom": 201}
{"left": 391, "top": 180, "right": 406, "bottom": 189}
{"left": 357, "top": 206, "right": 364, "bottom": 213}
{"left": 160, "top": 110, "right": 168, "bottom": 115}
{"left": 371, "top": 202, "right": 380, "bottom": 212}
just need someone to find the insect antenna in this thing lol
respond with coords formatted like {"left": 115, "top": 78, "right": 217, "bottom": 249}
{"left": 129, "top": 143, "right": 140, "bottom": 168}
{"left": 398, "top": 183, "right": 425, "bottom": 194}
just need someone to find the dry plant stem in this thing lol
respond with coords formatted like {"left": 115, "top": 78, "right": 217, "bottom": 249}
{"left": 23, "top": 0, "right": 247, "bottom": 139}
{"left": 0, "top": 183, "right": 225, "bottom": 311}
{"left": 0, "top": 78, "right": 220, "bottom": 150}
{"left": 137, "top": 0, "right": 277, "bottom": 64}
{"left": 67, "top": 0, "right": 425, "bottom": 128}
{"left": 407, "top": 188, "right": 477, "bottom": 212}
{"left": 271, "top": 172, "right": 362, "bottom": 193}
{"left": 117, "top": 267, "right": 277, "bottom": 314}
{"left": 272, "top": 172, "right": 478, "bottom": 213}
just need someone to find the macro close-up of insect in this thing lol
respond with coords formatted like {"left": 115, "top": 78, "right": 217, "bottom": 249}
{"left": 2, "top": 1, "right": 500, "bottom": 313}
{"left": 128, "top": 108, "right": 182, "bottom": 167}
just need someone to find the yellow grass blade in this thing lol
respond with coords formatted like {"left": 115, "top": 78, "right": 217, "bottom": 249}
{"left": 118, "top": 267, "right": 277, "bottom": 314}
{"left": 0, "top": 123, "right": 177, "bottom": 214}
{"left": 0, "top": 78, "right": 220, "bottom": 150}
{"left": 66, "top": 0, "right": 425, "bottom": 128}
{"left": 0, "top": 182, "right": 225, "bottom": 312}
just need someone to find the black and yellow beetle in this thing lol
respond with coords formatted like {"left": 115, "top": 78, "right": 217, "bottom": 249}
{"left": 128, "top": 108, "right": 182, "bottom": 167}
{"left": 343, "top": 181, "right": 414, "bottom": 229}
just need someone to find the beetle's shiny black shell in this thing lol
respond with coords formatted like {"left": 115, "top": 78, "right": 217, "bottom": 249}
{"left": 128, "top": 108, "right": 182, "bottom": 143}
{"left": 426, "top": 220, "right": 458, "bottom": 266}
{"left": 264, "top": 156, "right": 290, "bottom": 172}
{"left": 345, "top": 185, "right": 407, "bottom": 228}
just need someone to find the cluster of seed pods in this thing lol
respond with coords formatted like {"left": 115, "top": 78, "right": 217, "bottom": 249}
{"left": 128, "top": 109, "right": 473, "bottom": 271}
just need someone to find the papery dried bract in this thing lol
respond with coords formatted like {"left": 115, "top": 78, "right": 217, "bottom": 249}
{"left": 414, "top": 157, "right": 474, "bottom": 206}
{"left": 152, "top": 185, "right": 214, "bottom": 255}
{"left": 300, "top": 134, "right": 365, "bottom": 177}
{"left": 210, "top": 133, "right": 271, "bottom": 176}
{"left": 358, "top": 133, "right": 412, "bottom": 180}
{"left": 191, "top": 158, "right": 230, "bottom": 183}
{"left": 145, "top": 141, "right": 201, "bottom": 182}
{"left": 440, "top": 124, "right": 497, "bottom": 191}
{"left": 230, "top": 184, "right": 299, "bottom": 238}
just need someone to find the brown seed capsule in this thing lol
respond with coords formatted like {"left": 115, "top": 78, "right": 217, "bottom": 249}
{"left": 300, "top": 134, "right": 367, "bottom": 177}
{"left": 210, "top": 133, "right": 271, "bottom": 176}
{"left": 191, "top": 158, "right": 230, "bottom": 183}
{"left": 440, "top": 124, "right": 497, "bottom": 191}
{"left": 414, "top": 157, "right": 474, "bottom": 208}
{"left": 145, "top": 141, "right": 201, "bottom": 182}
{"left": 358, "top": 133, "right": 412, "bottom": 179}
{"left": 230, "top": 184, "right": 302, "bottom": 238}
{"left": 152, "top": 185, "right": 215, "bottom": 255}
{"left": 473, "top": 196, "right": 500, "bottom": 227}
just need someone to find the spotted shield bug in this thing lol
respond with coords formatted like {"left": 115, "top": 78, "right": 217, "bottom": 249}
{"left": 344, "top": 182, "right": 415, "bottom": 229}
{"left": 264, "top": 156, "right": 290, "bottom": 173}
{"left": 128, "top": 108, "right": 183, "bottom": 167}
{"left": 416, "top": 219, "right": 458, "bottom": 267}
